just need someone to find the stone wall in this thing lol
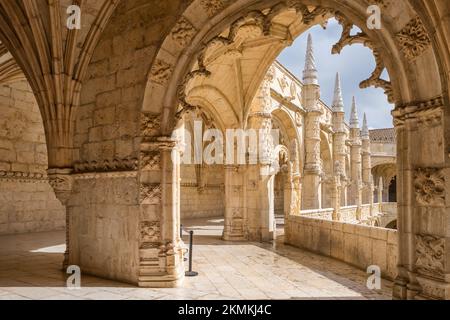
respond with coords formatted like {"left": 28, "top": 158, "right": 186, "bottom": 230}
{"left": 68, "top": 175, "right": 140, "bottom": 284}
{"left": 180, "top": 165, "right": 224, "bottom": 219}
{"left": 285, "top": 215, "right": 398, "bottom": 280}
{"left": 0, "top": 81, "right": 65, "bottom": 235}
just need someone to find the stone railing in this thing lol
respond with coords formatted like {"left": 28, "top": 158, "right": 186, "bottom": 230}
{"left": 285, "top": 215, "right": 398, "bottom": 280}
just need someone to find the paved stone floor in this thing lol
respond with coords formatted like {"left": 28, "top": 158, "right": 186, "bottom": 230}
{"left": 0, "top": 217, "right": 392, "bottom": 300}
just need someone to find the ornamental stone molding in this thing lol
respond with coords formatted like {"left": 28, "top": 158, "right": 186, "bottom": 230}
{"left": 47, "top": 168, "right": 73, "bottom": 206}
{"left": 415, "top": 234, "right": 445, "bottom": 279}
{"left": 393, "top": 96, "right": 444, "bottom": 126}
{"left": 74, "top": 158, "right": 139, "bottom": 174}
{"left": 0, "top": 170, "right": 47, "bottom": 183}
{"left": 396, "top": 16, "right": 432, "bottom": 62}
{"left": 414, "top": 168, "right": 445, "bottom": 207}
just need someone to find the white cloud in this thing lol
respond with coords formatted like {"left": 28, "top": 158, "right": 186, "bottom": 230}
{"left": 277, "top": 19, "right": 394, "bottom": 128}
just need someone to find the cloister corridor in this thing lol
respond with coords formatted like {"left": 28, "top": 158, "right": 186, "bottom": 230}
{"left": 0, "top": 218, "right": 392, "bottom": 300}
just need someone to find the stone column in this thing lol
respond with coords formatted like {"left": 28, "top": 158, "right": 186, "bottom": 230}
{"left": 331, "top": 175, "right": 341, "bottom": 221}
{"left": 332, "top": 72, "right": 348, "bottom": 208}
{"left": 378, "top": 177, "right": 384, "bottom": 206}
{"left": 223, "top": 165, "right": 246, "bottom": 241}
{"left": 349, "top": 98, "right": 362, "bottom": 216}
{"left": 138, "top": 136, "right": 184, "bottom": 288}
{"left": 301, "top": 34, "right": 322, "bottom": 210}
{"left": 48, "top": 168, "right": 73, "bottom": 270}
{"left": 392, "top": 100, "right": 450, "bottom": 300}
{"left": 361, "top": 114, "right": 372, "bottom": 204}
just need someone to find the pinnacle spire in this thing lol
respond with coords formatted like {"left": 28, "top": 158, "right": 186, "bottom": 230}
{"left": 303, "top": 34, "right": 319, "bottom": 85}
{"left": 332, "top": 72, "right": 344, "bottom": 113}
{"left": 362, "top": 113, "right": 369, "bottom": 139}
{"left": 350, "top": 96, "right": 360, "bottom": 129}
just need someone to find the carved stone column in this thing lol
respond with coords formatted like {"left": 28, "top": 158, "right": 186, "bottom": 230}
{"left": 48, "top": 168, "right": 73, "bottom": 270}
{"left": 138, "top": 136, "right": 184, "bottom": 288}
{"left": 303, "top": 108, "right": 322, "bottom": 209}
{"left": 392, "top": 98, "right": 450, "bottom": 300}
{"left": 223, "top": 165, "right": 246, "bottom": 241}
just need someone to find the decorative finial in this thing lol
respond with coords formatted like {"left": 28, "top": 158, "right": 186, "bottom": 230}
{"left": 362, "top": 113, "right": 369, "bottom": 139}
{"left": 350, "top": 96, "right": 360, "bottom": 129}
{"left": 303, "top": 34, "right": 319, "bottom": 85}
{"left": 332, "top": 72, "right": 344, "bottom": 113}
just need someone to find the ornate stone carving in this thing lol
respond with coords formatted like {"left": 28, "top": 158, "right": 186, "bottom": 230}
{"left": 141, "top": 113, "right": 161, "bottom": 137}
{"left": 171, "top": 17, "right": 196, "bottom": 48}
{"left": 414, "top": 168, "right": 445, "bottom": 207}
{"left": 416, "top": 234, "right": 445, "bottom": 278}
{"left": 47, "top": 169, "right": 73, "bottom": 205}
{"left": 396, "top": 16, "right": 431, "bottom": 62}
{"left": 140, "top": 183, "right": 162, "bottom": 205}
{"left": 201, "top": 0, "right": 224, "bottom": 17}
{"left": 332, "top": 13, "right": 393, "bottom": 103}
{"left": 141, "top": 151, "right": 161, "bottom": 170}
{"left": 74, "top": 158, "right": 139, "bottom": 174}
{"left": 149, "top": 59, "right": 173, "bottom": 86}
{"left": 140, "top": 221, "right": 160, "bottom": 244}
{"left": 0, "top": 170, "right": 47, "bottom": 182}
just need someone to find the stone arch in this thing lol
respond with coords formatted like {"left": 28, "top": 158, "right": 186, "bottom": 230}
{"left": 136, "top": 0, "right": 448, "bottom": 298}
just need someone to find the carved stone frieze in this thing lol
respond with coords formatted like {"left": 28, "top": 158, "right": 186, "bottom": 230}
{"left": 74, "top": 158, "right": 139, "bottom": 174}
{"left": 0, "top": 170, "right": 47, "bottom": 183}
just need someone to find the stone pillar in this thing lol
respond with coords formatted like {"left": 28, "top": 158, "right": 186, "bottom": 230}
{"left": 332, "top": 72, "right": 348, "bottom": 208}
{"left": 331, "top": 175, "right": 341, "bottom": 221}
{"left": 301, "top": 35, "right": 322, "bottom": 210}
{"left": 349, "top": 97, "right": 362, "bottom": 213}
{"left": 378, "top": 177, "right": 384, "bottom": 206}
{"left": 392, "top": 100, "right": 450, "bottom": 300}
{"left": 138, "top": 136, "right": 184, "bottom": 288}
{"left": 361, "top": 113, "right": 372, "bottom": 204}
{"left": 223, "top": 165, "right": 246, "bottom": 241}
{"left": 48, "top": 168, "right": 73, "bottom": 270}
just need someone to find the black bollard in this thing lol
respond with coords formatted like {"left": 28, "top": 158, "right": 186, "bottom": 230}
{"left": 180, "top": 224, "right": 183, "bottom": 238}
{"left": 185, "top": 230, "right": 198, "bottom": 277}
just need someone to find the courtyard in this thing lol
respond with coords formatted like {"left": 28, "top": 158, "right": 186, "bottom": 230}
{"left": 0, "top": 218, "right": 391, "bottom": 300}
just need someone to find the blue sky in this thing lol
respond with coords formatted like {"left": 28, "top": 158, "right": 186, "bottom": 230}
{"left": 277, "top": 19, "right": 394, "bottom": 129}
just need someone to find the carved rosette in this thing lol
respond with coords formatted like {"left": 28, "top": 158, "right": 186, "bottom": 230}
{"left": 416, "top": 234, "right": 445, "bottom": 279}
{"left": 200, "top": 0, "right": 225, "bottom": 17}
{"left": 47, "top": 168, "right": 73, "bottom": 205}
{"left": 140, "top": 221, "right": 161, "bottom": 247}
{"left": 414, "top": 168, "right": 445, "bottom": 207}
{"left": 396, "top": 16, "right": 431, "bottom": 62}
